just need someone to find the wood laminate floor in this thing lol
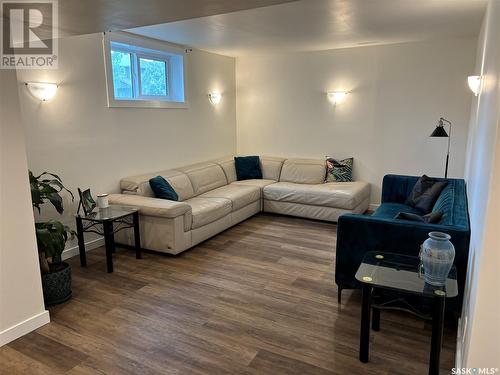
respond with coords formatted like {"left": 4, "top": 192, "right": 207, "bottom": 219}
{"left": 1, "top": 214, "right": 457, "bottom": 374}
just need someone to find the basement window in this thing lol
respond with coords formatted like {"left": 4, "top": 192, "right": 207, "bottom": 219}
{"left": 104, "top": 32, "right": 187, "bottom": 108}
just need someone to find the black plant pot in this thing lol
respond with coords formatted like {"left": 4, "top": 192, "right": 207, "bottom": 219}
{"left": 41, "top": 262, "right": 72, "bottom": 306}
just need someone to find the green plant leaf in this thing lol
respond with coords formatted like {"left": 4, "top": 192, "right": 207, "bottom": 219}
{"left": 35, "top": 220, "right": 70, "bottom": 261}
{"left": 46, "top": 192, "right": 64, "bottom": 214}
{"left": 35, "top": 171, "right": 62, "bottom": 182}
{"left": 40, "top": 184, "right": 58, "bottom": 194}
{"left": 29, "top": 170, "right": 74, "bottom": 214}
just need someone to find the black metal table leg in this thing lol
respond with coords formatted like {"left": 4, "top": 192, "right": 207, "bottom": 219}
{"left": 372, "top": 307, "right": 380, "bottom": 331}
{"left": 110, "top": 232, "right": 115, "bottom": 253}
{"left": 76, "top": 216, "right": 86, "bottom": 267}
{"left": 133, "top": 211, "right": 142, "bottom": 259}
{"left": 103, "top": 220, "right": 114, "bottom": 273}
{"left": 360, "top": 283, "right": 372, "bottom": 363}
{"left": 429, "top": 291, "right": 446, "bottom": 375}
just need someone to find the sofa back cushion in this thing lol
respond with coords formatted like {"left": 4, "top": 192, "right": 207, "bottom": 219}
{"left": 214, "top": 155, "right": 285, "bottom": 182}
{"left": 177, "top": 162, "right": 228, "bottom": 196}
{"left": 214, "top": 156, "right": 237, "bottom": 183}
{"left": 121, "top": 169, "right": 195, "bottom": 201}
{"left": 279, "top": 158, "right": 326, "bottom": 184}
{"left": 381, "top": 175, "right": 469, "bottom": 228}
{"left": 261, "top": 156, "right": 286, "bottom": 180}
{"left": 431, "top": 181, "right": 466, "bottom": 226}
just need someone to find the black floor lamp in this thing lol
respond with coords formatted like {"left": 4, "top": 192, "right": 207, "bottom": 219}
{"left": 430, "top": 117, "right": 452, "bottom": 178}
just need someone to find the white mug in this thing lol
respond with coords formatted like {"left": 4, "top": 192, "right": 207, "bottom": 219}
{"left": 96, "top": 193, "right": 109, "bottom": 209}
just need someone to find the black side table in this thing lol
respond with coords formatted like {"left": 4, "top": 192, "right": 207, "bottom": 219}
{"left": 355, "top": 252, "right": 458, "bottom": 375}
{"left": 75, "top": 205, "right": 142, "bottom": 273}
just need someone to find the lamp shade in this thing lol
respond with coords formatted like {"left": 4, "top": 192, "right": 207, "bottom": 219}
{"left": 467, "top": 75, "right": 481, "bottom": 96}
{"left": 26, "top": 82, "right": 58, "bottom": 101}
{"left": 208, "top": 91, "right": 222, "bottom": 105}
{"left": 327, "top": 91, "right": 348, "bottom": 105}
{"left": 430, "top": 125, "right": 449, "bottom": 137}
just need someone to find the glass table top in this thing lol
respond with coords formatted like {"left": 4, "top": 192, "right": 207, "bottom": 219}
{"left": 76, "top": 205, "right": 138, "bottom": 222}
{"left": 355, "top": 252, "right": 458, "bottom": 298}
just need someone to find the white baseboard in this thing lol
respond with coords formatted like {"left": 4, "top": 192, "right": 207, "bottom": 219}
{"left": 0, "top": 310, "right": 50, "bottom": 347}
{"left": 62, "top": 237, "right": 104, "bottom": 260}
{"left": 0, "top": 238, "right": 102, "bottom": 347}
{"left": 368, "top": 203, "right": 380, "bottom": 211}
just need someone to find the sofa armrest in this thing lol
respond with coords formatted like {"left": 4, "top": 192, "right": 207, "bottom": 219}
{"left": 108, "top": 194, "right": 191, "bottom": 219}
{"left": 335, "top": 213, "right": 469, "bottom": 313}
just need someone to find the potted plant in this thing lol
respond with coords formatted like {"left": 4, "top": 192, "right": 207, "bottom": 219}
{"left": 30, "top": 171, "right": 75, "bottom": 306}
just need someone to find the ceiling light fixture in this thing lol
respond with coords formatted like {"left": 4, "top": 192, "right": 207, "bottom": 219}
{"left": 467, "top": 75, "right": 481, "bottom": 96}
{"left": 26, "top": 82, "right": 58, "bottom": 101}
{"left": 327, "top": 91, "right": 348, "bottom": 106}
{"left": 208, "top": 91, "right": 222, "bottom": 105}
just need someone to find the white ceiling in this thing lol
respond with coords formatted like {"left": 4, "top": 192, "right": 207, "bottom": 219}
{"left": 1, "top": 0, "right": 299, "bottom": 41}
{"left": 129, "top": 0, "right": 486, "bottom": 57}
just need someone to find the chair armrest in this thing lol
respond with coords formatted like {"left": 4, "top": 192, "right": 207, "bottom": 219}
{"left": 108, "top": 194, "right": 191, "bottom": 219}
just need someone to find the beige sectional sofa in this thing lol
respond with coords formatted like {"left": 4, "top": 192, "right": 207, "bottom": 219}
{"left": 109, "top": 156, "right": 370, "bottom": 254}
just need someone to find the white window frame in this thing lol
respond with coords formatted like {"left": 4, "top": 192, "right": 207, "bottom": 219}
{"left": 136, "top": 54, "right": 169, "bottom": 100}
{"left": 103, "top": 32, "right": 188, "bottom": 109}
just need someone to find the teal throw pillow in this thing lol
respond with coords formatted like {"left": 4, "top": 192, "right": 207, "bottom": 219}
{"left": 149, "top": 176, "right": 179, "bottom": 201}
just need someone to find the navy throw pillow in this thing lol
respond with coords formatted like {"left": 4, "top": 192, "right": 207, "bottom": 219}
{"left": 149, "top": 176, "right": 179, "bottom": 201}
{"left": 234, "top": 156, "right": 262, "bottom": 181}
{"left": 405, "top": 175, "right": 447, "bottom": 214}
{"left": 394, "top": 210, "right": 444, "bottom": 224}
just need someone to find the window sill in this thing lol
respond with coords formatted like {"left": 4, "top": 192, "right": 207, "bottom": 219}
{"left": 107, "top": 99, "right": 189, "bottom": 109}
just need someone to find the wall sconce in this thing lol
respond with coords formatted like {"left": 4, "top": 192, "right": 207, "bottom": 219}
{"left": 467, "top": 75, "right": 481, "bottom": 96}
{"left": 26, "top": 82, "right": 58, "bottom": 101}
{"left": 327, "top": 91, "right": 348, "bottom": 105}
{"left": 208, "top": 91, "right": 222, "bottom": 105}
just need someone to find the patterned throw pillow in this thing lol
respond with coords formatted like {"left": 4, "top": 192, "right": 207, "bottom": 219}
{"left": 326, "top": 157, "right": 353, "bottom": 182}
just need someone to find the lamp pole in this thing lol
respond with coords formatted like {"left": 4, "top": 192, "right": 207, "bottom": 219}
{"left": 440, "top": 117, "right": 452, "bottom": 178}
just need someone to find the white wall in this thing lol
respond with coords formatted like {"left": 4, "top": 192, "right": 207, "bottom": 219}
{"left": 460, "top": 0, "right": 500, "bottom": 368}
{"left": 17, "top": 32, "right": 237, "bottom": 231}
{"left": 0, "top": 70, "right": 49, "bottom": 346}
{"left": 236, "top": 38, "right": 476, "bottom": 204}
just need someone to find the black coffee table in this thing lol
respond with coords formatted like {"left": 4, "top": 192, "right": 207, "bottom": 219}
{"left": 355, "top": 251, "right": 458, "bottom": 375}
{"left": 75, "top": 205, "right": 141, "bottom": 273}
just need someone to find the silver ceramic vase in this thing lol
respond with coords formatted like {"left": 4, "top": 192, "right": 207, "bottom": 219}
{"left": 421, "top": 231, "right": 455, "bottom": 286}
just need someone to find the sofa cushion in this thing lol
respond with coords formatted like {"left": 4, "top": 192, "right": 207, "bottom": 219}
{"left": 372, "top": 203, "right": 422, "bottom": 219}
{"left": 405, "top": 175, "right": 448, "bottom": 214}
{"left": 149, "top": 176, "right": 179, "bottom": 201}
{"left": 121, "top": 169, "right": 195, "bottom": 201}
{"left": 184, "top": 197, "right": 232, "bottom": 229}
{"left": 394, "top": 210, "right": 444, "bottom": 224}
{"left": 199, "top": 184, "right": 261, "bottom": 211}
{"left": 234, "top": 156, "right": 263, "bottom": 180}
{"left": 431, "top": 183, "right": 456, "bottom": 225}
{"left": 326, "top": 157, "right": 353, "bottom": 182}
{"left": 263, "top": 181, "right": 370, "bottom": 210}
{"left": 231, "top": 179, "right": 277, "bottom": 189}
{"left": 279, "top": 158, "right": 326, "bottom": 184}
{"left": 261, "top": 156, "right": 286, "bottom": 180}
{"left": 177, "top": 162, "right": 228, "bottom": 196}
{"left": 213, "top": 156, "right": 237, "bottom": 183}
{"left": 214, "top": 156, "right": 284, "bottom": 183}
